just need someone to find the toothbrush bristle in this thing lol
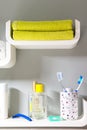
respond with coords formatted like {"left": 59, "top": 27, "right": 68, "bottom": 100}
{"left": 77, "top": 75, "right": 83, "bottom": 84}
{"left": 80, "top": 75, "right": 83, "bottom": 79}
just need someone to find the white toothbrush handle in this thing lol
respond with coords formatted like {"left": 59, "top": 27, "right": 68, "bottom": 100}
{"left": 60, "top": 82, "right": 67, "bottom": 92}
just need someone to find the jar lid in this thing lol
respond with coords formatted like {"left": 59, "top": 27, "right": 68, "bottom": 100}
{"left": 35, "top": 83, "right": 44, "bottom": 93}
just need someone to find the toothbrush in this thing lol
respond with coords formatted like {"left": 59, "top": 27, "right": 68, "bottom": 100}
{"left": 57, "top": 72, "right": 67, "bottom": 92}
{"left": 75, "top": 75, "right": 84, "bottom": 92}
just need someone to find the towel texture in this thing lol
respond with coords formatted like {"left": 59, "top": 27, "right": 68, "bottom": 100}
{"left": 12, "top": 20, "right": 73, "bottom": 31}
{"left": 13, "top": 30, "right": 74, "bottom": 40}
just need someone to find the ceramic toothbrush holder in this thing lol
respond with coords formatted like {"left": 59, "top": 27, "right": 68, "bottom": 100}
{"left": 60, "top": 88, "right": 78, "bottom": 120}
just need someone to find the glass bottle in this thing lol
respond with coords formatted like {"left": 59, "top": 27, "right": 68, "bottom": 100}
{"left": 31, "top": 83, "right": 47, "bottom": 119}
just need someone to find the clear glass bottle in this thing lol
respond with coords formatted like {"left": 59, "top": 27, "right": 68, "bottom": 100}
{"left": 31, "top": 83, "right": 47, "bottom": 119}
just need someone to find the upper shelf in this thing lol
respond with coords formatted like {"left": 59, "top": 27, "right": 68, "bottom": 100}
{"left": 6, "top": 19, "right": 80, "bottom": 49}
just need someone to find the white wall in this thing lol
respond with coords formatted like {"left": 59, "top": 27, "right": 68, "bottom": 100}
{"left": 0, "top": 0, "right": 87, "bottom": 119}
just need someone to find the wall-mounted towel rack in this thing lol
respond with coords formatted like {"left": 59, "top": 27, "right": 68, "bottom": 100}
{"left": 0, "top": 41, "right": 16, "bottom": 68}
{"left": 6, "top": 19, "right": 80, "bottom": 49}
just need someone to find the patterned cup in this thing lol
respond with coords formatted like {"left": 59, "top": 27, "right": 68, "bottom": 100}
{"left": 60, "top": 88, "right": 78, "bottom": 120}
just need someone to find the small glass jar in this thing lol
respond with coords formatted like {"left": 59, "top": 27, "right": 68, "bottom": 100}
{"left": 29, "top": 83, "right": 47, "bottom": 119}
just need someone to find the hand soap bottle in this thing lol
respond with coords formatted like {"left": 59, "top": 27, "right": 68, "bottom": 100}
{"left": 31, "top": 82, "right": 47, "bottom": 119}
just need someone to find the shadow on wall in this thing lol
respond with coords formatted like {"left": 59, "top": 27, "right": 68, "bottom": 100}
{"left": 0, "top": 50, "right": 42, "bottom": 80}
{"left": 0, "top": 48, "right": 87, "bottom": 80}
{"left": 8, "top": 88, "right": 28, "bottom": 117}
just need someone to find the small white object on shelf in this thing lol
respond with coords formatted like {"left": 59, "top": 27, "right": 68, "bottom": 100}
{"left": 0, "top": 41, "right": 16, "bottom": 68}
{"left": 0, "top": 83, "right": 8, "bottom": 119}
{"left": 6, "top": 19, "right": 80, "bottom": 49}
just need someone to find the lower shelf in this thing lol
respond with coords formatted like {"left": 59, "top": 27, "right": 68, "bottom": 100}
{"left": 0, "top": 98, "right": 87, "bottom": 128}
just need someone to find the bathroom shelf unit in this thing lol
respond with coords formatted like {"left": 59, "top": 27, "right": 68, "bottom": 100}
{"left": 0, "top": 42, "right": 16, "bottom": 68}
{"left": 6, "top": 19, "right": 80, "bottom": 49}
{"left": 0, "top": 98, "right": 87, "bottom": 128}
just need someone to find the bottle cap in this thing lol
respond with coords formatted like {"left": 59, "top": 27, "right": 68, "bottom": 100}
{"left": 35, "top": 83, "right": 44, "bottom": 93}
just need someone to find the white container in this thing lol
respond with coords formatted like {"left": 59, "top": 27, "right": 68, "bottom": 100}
{"left": 60, "top": 88, "right": 78, "bottom": 120}
{"left": 0, "top": 83, "right": 8, "bottom": 119}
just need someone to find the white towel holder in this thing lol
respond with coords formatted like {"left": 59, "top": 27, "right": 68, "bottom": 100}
{"left": 6, "top": 19, "right": 80, "bottom": 49}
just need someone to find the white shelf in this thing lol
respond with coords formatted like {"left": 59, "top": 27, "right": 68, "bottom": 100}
{"left": 6, "top": 19, "right": 80, "bottom": 49}
{"left": 0, "top": 98, "right": 87, "bottom": 128}
{"left": 0, "top": 41, "right": 16, "bottom": 68}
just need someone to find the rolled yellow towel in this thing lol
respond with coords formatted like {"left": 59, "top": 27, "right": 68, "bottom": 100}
{"left": 12, "top": 30, "right": 74, "bottom": 40}
{"left": 12, "top": 20, "right": 73, "bottom": 31}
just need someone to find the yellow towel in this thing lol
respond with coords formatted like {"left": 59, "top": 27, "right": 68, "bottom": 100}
{"left": 13, "top": 30, "right": 74, "bottom": 40}
{"left": 12, "top": 20, "right": 73, "bottom": 31}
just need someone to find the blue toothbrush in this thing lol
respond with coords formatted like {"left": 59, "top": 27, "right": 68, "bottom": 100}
{"left": 75, "top": 75, "right": 84, "bottom": 92}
